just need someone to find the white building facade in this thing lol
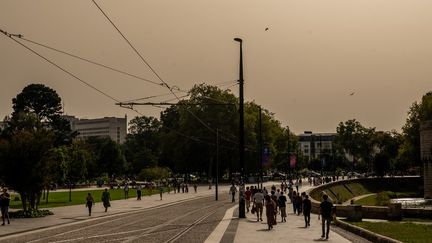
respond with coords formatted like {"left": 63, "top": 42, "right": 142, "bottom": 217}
{"left": 298, "top": 131, "right": 336, "bottom": 161}
{"left": 64, "top": 115, "right": 127, "bottom": 144}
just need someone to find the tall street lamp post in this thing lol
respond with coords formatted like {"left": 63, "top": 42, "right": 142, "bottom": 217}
{"left": 234, "top": 37, "right": 246, "bottom": 218}
{"left": 259, "top": 106, "right": 263, "bottom": 189}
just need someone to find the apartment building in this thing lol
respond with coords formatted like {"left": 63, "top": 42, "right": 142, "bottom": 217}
{"left": 64, "top": 115, "right": 127, "bottom": 144}
{"left": 298, "top": 131, "right": 336, "bottom": 161}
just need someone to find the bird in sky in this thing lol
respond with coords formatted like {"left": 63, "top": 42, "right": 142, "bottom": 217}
{"left": 349, "top": 92, "right": 355, "bottom": 96}
{"left": 265, "top": 27, "right": 269, "bottom": 31}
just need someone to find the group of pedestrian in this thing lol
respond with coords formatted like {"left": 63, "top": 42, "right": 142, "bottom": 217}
{"left": 84, "top": 188, "right": 111, "bottom": 216}
{"left": 245, "top": 182, "right": 334, "bottom": 240}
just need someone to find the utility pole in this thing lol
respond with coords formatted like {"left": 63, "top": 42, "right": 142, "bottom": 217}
{"left": 287, "top": 126, "right": 290, "bottom": 179}
{"left": 259, "top": 106, "right": 263, "bottom": 189}
{"left": 216, "top": 128, "right": 219, "bottom": 201}
{"left": 234, "top": 37, "right": 246, "bottom": 219}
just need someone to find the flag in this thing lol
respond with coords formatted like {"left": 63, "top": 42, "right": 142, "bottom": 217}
{"left": 262, "top": 146, "right": 271, "bottom": 167}
{"left": 290, "top": 154, "right": 296, "bottom": 168}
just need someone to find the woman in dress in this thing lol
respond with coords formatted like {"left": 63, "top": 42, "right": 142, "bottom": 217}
{"left": 265, "top": 194, "right": 276, "bottom": 230}
{"left": 101, "top": 188, "right": 111, "bottom": 212}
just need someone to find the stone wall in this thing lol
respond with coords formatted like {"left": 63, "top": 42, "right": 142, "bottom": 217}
{"left": 421, "top": 120, "right": 432, "bottom": 199}
{"left": 309, "top": 177, "right": 422, "bottom": 220}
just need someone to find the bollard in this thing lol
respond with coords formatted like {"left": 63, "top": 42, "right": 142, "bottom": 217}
{"left": 347, "top": 205, "right": 362, "bottom": 222}
{"left": 388, "top": 203, "right": 402, "bottom": 221}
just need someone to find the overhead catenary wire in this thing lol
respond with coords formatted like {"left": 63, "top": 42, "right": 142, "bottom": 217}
{"left": 0, "top": 29, "right": 240, "bottom": 149}
{"left": 0, "top": 29, "right": 144, "bottom": 116}
{"left": 91, "top": 0, "right": 236, "bottom": 140}
{"left": 19, "top": 37, "right": 163, "bottom": 87}
{"left": 92, "top": 0, "right": 168, "bottom": 89}
{"left": 121, "top": 90, "right": 187, "bottom": 103}
{"left": 19, "top": 36, "right": 235, "bottom": 94}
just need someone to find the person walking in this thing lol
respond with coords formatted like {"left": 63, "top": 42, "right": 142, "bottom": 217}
{"left": 319, "top": 194, "right": 334, "bottom": 240}
{"left": 265, "top": 195, "right": 276, "bottom": 230}
{"left": 124, "top": 183, "right": 129, "bottom": 199}
{"left": 253, "top": 189, "right": 264, "bottom": 222}
{"left": 193, "top": 183, "right": 197, "bottom": 193}
{"left": 136, "top": 183, "right": 142, "bottom": 200}
{"left": 278, "top": 191, "right": 287, "bottom": 222}
{"left": 101, "top": 188, "right": 111, "bottom": 212}
{"left": 0, "top": 188, "right": 10, "bottom": 225}
{"left": 303, "top": 195, "right": 312, "bottom": 227}
{"left": 270, "top": 191, "right": 278, "bottom": 223}
{"left": 159, "top": 184, "right": 164, "bottom": 200}
{"left": 245, "top": 187, "right": 252, "bottom": 213}
{"left": 292, "top": 191, "right": 297, "bottom": 214}
{"left": 86, "top": 193, "right": 95, "bottom": 216}
{"left": 295, "top": 192, "right": 303, "bottom": 215}
{"left": 229, "top": 184, "right": 237, "bottom": 203}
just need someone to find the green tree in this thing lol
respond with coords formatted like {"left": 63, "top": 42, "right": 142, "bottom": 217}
{"left": 0, "top": 124, "right": 55, "bottom": 211}
{"left": 159, "top": 84, "right": 238, "bottom": 177}
{"left": 98, "top": 139, "right": 128, "bottom": 178}
{"left": 399, "top": 92, "right": 432, "bottom": 173}
{"left": 138, "top": 166, "right": 171, "bottom": 182}
{"left": 65, "top": 141, "right": 89, "bottom": 201}
{"left": 335, "top": 119, "right": 375, "bottom": 172}
{"left": 372, "top": 131, "right": 402, "bottom": 176}
{"left": 10, "top": 83, "right": 75, "bottom": 145}
{"left": 124, "top": 116, "right": 161, "bottom": 173}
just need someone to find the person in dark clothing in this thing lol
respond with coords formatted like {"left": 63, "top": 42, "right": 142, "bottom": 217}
{"left": 229, "top": 184, "right": 237, "bottom": 203}
{"left": 86, "top": 193, "right": 95, "bottom": 216}
{"left": 0, "top": 188, "right": 10, "bottom": 225}
{"left": 278, "top": 191, "right": 287, "bottom": 222}
{"left": 295, "top": 193, "right": 303, "bottom": 215}
{"left": 302, "top": 195, "right": 312, "bottom": 227}
{"left": 319, "top": 194, "right": 334, "bottom": 240}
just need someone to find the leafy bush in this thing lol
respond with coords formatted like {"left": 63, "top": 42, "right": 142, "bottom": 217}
{"left": 375, "top": 191, "right": 390, "bottom": 206}
{"left": 9, "top": 209, "right": 53, "bottom": 218}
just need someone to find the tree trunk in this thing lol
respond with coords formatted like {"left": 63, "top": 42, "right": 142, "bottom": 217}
{"left": 36, "top": 191, "right": 41, "bottom": 210}
{"left": 42, "top": 188, "right": 46, "bottom": 200}
{"left": 46, "top": 189, "right": 49, "bottom": 205}
{"left": 20, "top": 192, "right": 27, "bottom": 212}
{"left": 29, "top": 192, "right": 35, "bottom": 210}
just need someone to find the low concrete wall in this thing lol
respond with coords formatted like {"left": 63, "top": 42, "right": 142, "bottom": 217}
{"left": 335, "top": 219, "right": 403, "bottom": 243}
{"left": 309, "top": 177, "right": 421, "bottom": 220}
{"left": 362, "top": 206, "right": 388, "bottom": 219}
{"left": 403, "top": 208, "right": 432, "bottom": 219}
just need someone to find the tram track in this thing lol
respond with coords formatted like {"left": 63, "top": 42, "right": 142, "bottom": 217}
{"left": 4, "top": 194, "right": 233, "bottom": 243}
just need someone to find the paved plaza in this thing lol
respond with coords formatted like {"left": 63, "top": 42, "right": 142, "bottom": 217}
{"left": 1, "top": 182, "right": 367, "bottom": 242}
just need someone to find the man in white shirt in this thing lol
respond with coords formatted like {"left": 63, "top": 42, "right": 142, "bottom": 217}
{"left": 253, "top": 189, "right": 265, "bottom": 221}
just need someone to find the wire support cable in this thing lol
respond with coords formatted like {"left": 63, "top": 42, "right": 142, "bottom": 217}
{"left": 1, "top": 30, "right": 143, "bottom": 116}
{"left": 91, "top": 0, "right": 223, "bottom": 135}
{"left": 19, "top": 36, "right": 163, "bottom": 86}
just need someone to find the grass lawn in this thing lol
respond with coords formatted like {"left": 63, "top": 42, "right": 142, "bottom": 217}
{"left": 345, "top": 183, "right": 371, "bottom": 196}
{"left": 350, "top": 221, "right": 432, "bottom": 243}
{"left": 9, "top": 188, "right": 167, "bottom": 209}
{"left": 355, "top": 194, "right": 378, "bottom": 206}
{"left": 355, "top": 191, "right": 421, "bottom": 206}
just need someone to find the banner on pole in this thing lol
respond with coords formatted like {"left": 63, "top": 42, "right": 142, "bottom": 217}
{"left": 290, "top": 154, "right": 296, "bottom": 168}
{"left": 321, "top": 157, "right": 326, "bottom": 168}
{"left": 262, "top": 146, "right": 271, "bottom": 167}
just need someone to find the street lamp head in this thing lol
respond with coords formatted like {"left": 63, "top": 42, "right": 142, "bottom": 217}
{"left": 234, "top": 38, "right": 243, "bottom": 43}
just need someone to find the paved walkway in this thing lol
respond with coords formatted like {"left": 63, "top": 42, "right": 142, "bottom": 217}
{"left": 232, "top": 183, "right": 351, "bottom": 243}
{"left": 2, "top": 181, "right": 357, "bottom": 242}
{"left": 0, "top": 185, "right": 221, "bottom": 237}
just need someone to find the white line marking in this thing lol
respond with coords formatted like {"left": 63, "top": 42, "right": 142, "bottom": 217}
{"left": 204, "top": 205, "right": 237, "bottom": 243}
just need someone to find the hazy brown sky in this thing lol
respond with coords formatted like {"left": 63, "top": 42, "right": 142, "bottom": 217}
{"left": 1, "top": 0, "right": 431, "bottom": 134}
